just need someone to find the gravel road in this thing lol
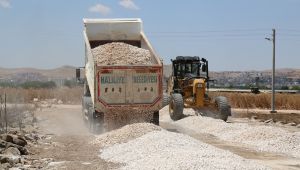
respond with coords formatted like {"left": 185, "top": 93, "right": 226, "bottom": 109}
{"left": 31, "top": 105, "right": 120, "bottom": 169}
{"left": 159, "top": 106, "right": 300, "bottom": 169}
{"left": 28, "top": 105, "right": 300, "bottom": 170}
{"left": 100, "top": 129, "right": 269, "bottom": 170}
{"left": 175, "top": 116, "right": 300, "bottom": 158}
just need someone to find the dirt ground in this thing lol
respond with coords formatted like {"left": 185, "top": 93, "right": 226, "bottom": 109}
{"left": 232, "top": 108, "right": 300, "bottom": 124}
{"left": 29, "top": 105, "right": 120, "bottom": 170}
{"left": 27, "top": 105, "right": 300, "bottom": 170}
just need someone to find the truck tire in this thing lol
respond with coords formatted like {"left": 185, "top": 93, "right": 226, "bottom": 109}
{"left": 215, "top": 96, "right": 231, "bottom": 121}
{"left": 88, "top": 109, "right": 104, "bottom": 134}
{"left": 82, "top": 96, "right": 92, "bottom": 126}
{"left": 162, "top": 93, "right": 170, "bottom": 107}
{"left": 169, "top": 93, "right": 184, "bottom": 121}
{"left": 87, "top": 109, "right": 95, "bottom": 133}
{"left": 151, "top": 111, "right": 159, "bottom": 126}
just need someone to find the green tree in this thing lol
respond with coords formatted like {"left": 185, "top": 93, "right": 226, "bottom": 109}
{"left": 20, "top": 81, "right": 56, "bottom": 89}
{"left": 291, "top": 86, "right": 300, "bottom": 90}
{"left": 280, "top": 86, "right": 289, "bottom": 90}
{"left": 64, "top": 80, "right": 77, "bottom": 88}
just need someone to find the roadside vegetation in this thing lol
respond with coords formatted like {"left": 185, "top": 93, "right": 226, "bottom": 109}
{"left": 0, "top": 80, "right": 82, "bottom": 104}
{"left": 0, "top": 81, "right": 56, "bottom": 89}
{"left": 210, "top": 92, "right": 300, "bottom": 110}
{"left": 1, "top": 80, "right": 299, "bottom": 109}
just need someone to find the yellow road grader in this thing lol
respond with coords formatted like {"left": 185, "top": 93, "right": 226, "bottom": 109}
{"left": 166, "top": 56, "right": 231, "bottom": 121}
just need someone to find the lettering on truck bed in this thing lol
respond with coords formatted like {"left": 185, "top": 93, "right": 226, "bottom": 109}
{"left": 97, "top": 69, "right": 160, "bottom": 105}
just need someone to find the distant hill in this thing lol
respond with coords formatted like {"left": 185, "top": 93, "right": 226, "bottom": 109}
{"left": 163, "top": 65, "right": 300, "bottom": 79}
{"left": 0, "top": 65, "right": 299, "bottom": 88}
{"left": 1, "top": 65, "right": 299, "bottom": 79}
{"left": 162, "top": 65, "right": 299, "bottom": 88}
{"left": 209, "top": 68, "right": 300, "bottom": 80}
{"left": 0, "top": 65, "right": 76, "bottom": 80}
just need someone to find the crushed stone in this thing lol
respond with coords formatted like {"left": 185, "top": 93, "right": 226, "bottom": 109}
{"left": 92, "top": 42, "right": 153, "bottom": 65}
{"left": 103, "top": 109, "right": 154, "bottom": 131}
{"left": 100, "top": 130, "right": 270, "bottom": 170}
{"left": 176, "top": 116, "right": 300, "bottom": 158}
{"left": 91, "top": 123, "right": 161, "bottom": 148}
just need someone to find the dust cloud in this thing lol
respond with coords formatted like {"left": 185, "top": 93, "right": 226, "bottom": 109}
{"left": 36, "top": 105, "right": 89, "bottom": 135}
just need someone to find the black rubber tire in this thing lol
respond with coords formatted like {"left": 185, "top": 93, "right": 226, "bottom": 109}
{"left": 88, "top": 109, "right": 104, "bottom": 134}
{"left": 82, "top": 96, "right": 92, "bottom": 126}
{"left": 169, "top": 93, "right": 184, "bottom": 121}
{"left": 215, "top": 96, "right": 231, "bottom": 121}
{"left": 162, "top": 93, "right": 170, "bottom": 107}
{"left": 151, "top": 111, "right": 159, "bottom": 126}
{"left": 87, "top": 109, "right": 95, "bottom": 133}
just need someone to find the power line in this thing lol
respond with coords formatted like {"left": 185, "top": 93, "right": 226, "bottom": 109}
{"left": 146, "top": 29, "right": 300, "bottom": 41}
{"left": 278, "top": 29, "right": 300, "bottom": 33}
{"left": 277, "top": 33, "right": 300, "bottom": 37}
{"left": 147, "top": 28, "right": 270, "bottom": 34}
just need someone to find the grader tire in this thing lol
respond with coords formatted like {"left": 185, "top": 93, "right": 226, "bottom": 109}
{"left": 215, "top": 96, "right": 231, "bottom": 121}
{"left": 169, "top": 93, "right": 184, "bottom": 121}
{"left": 162, "top": 93, "right": 170, "bottom": 107}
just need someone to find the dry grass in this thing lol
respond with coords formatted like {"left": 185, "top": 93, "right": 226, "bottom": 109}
{"left": 0, "top": 87, "right": 82, "bottom": 104}
{"left": 1, "top": 87, "right": 299, "bottom": 110}
{"left": 209, "top": 92, "right": 300, "bottom": 110}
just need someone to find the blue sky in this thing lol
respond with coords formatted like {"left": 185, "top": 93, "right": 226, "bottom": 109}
{"left": 0, "top": 0, "right": 300, "bottom": 71}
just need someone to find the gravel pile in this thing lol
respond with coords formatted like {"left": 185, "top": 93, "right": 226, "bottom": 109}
{"left": 176, "top": 116, "right": 300, "bottom": 157}
{"left": 100, "top": 130, "right": 269, "bottom": 170}
{"left": 104, "top": 109, "right": 154, "bottom": 131}
{"left": 92, "top": 42, "right": 153, "bottom": 65}
{"left": 159, "top": 106, "right": 196, "bottom": 123}
{"left": 91, "top": 123, "right": 161, "bottom": 148}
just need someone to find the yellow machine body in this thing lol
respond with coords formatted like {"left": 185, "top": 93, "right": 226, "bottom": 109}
{"left": 167, "top": 56, "right": 231, "bottom": 121}
{"left": 177, "top": 78, "right": 206, "bottom": 108}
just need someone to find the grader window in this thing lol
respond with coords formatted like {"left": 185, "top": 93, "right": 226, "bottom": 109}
{"left": 174, "top": 63, "right": 201, "bottom": 78}
{"left": 184, "top": 63, "right": 201, "bottom": 77}
{"left": 173, "top": 64, "right": 182, "bottom": 77}
{"left": 180, "top": 64, "right": 185, "bottom": 76}
{"left": 192, "top": 63, "right": 200, "bottom": 76}
{"left": 185, "top": 64, "right": 191, "bottom": 74}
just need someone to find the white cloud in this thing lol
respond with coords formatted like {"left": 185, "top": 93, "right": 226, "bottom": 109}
{"left": 0, "top": 0, "right": 11, "bottom": 8}
{"left": 89, "top": 3, "right": 111, "bottom": 15}
{"left": 119, "top": 0, "right": 139, "bottom": 10}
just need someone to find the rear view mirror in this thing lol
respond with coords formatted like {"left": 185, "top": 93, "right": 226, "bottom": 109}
{"left": 76, "top": 68, "right": 81, "bottom": 80}
{"left": 76, "top": 67, "right": 85, "bottom": 84}
{"left": 202, "top": 64, "right": 207, "bottom": 72}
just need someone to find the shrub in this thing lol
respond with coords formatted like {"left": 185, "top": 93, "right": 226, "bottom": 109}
{"left": 20, "top": 81, "right": 57, "bottom": 89}
{"left": 209, "top": 92, "right": 300, "bottom": 110}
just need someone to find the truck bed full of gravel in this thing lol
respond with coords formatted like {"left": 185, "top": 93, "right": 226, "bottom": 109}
{"left": 99, "top": 130, "right": 269, "bottom": 170}
{"left": 92, "top": 42, "right": 153, "bottom": 65}
{"left": 175, "top": 116, "right": 300, "bottom": 158}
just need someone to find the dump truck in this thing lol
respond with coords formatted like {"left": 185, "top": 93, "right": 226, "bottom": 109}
{"left": 76, "top": 18, "right": 163, "bottom": 132}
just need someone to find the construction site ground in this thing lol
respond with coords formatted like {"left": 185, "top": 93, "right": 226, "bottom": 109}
{"left": 26, "top": 105, "right": 300, "bottom": 170}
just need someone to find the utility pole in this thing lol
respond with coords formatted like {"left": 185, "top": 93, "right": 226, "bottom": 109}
{"left": 4, "top": 93, "right": 7, "bottom": 133}
{"left": 266, "top": 29, "right": 277, "bottom": 113}
{"left": 271, "top": 29, "right": 276, "bottom": 113}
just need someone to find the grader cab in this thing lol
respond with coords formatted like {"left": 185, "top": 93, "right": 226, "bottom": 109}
{"left": 167, "top": 56, "right": 231, "bottom": 121}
